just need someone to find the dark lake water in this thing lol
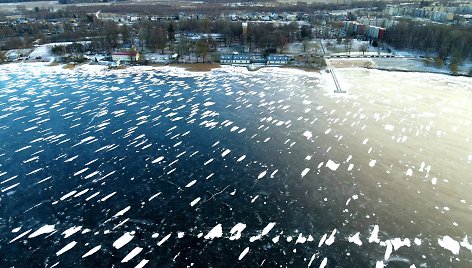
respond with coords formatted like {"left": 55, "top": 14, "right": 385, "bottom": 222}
{"left": 0, "top": 65, "right": 471, "bottom": 267}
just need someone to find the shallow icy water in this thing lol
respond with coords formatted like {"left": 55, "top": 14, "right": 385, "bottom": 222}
{"left": 0, "top": 64, "right": 471, "bottom": 267}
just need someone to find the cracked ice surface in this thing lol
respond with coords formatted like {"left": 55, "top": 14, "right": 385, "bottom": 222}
{"left": 1, "top": 64, "right": 471, "bottom": 267}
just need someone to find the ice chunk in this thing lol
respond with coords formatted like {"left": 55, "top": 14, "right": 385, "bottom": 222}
{"left": 325, "top": 229, "right": 337, "bottom": 246}
{"left": 229, "top": 223, "right": 246, "bottom": 240}
{"left": 100, "top": 192, "right": 116, "bottom": 202}
{"left": 74, "top": 167, "right": 89, "bottom": 176}
{"left": 1, "top": 182, "right": 20, "bottom": 192}
{"left": 15, "top": 145, "right": 32, "bottom": 153}
{"left": 326, "top": 160, "right": 340, "bottom": 171}
{"left": 29, "top": 225, "right": 55, "bottom": 238}
{"left": 249, "top": 222, "right": 276, "bottom": 242}
{"left": 348, "top": 164, "right": 354, "bottom": 171}
{"left": 391, "top": 238, "right": 410, "bottom": 250}
{"left": 113, "top": 232, "right": 134, "bottom": 249}
{"left": 122, "top": 247, "right": 143, "bottom": 263}
{"left": 157, "top": 233, "right": 172, "bottom": 246}
{"left": 257, "top": 170, "right": 267, "bottom": 179}
{"left": 204, "top": 224, "right": 223, "bottom": 240}
{"left": 348, "top": 232, "right": 362, "bottom": 246}
{"left": 82, "top": 245, "right": 101, "bottom": 258}
{"left": 303, "top": 131, "right": 313, "bottom": 139}
{"left": 74, "top": 188, "right": 89, "bottom": 198}
{"left": 238, "top": 247, "right": 249, "bottom": 260}
{"left": 10, "top": 229, "right": 32, "bottom": 243}
{"left": 369, "top": 160, "right": 376, "bottom": 167}
{"left": 113, "top": 206, "right": 131, "bottom": 217}
{"left": 135, "top": 259, "right": 149, "bottom": 268}
{"left": 368, "top": 225, "right": 380, "bottom": 243}
{"left": 185, "top": 180, "right": 197, "bottom": 188}
{"left": 190, "top": 197, "right": 201, "bottom": 207}
{"left": 384, "top": 240, "right": 392, "bottom": 260}
{"left": 438, "top": 235, "right": 460, "bottom": 255}
{"left": 56, "top": 241, "right": 77, "bottom": 256}
{"left": 62, "top": 226, "right": 82, "bottom": 238}
{"left": 221, "top": 149, "right": 231, "bottom": 157}
{"left": 319, "top": 257, "right": 327, "bottom": 268}
{"left": 301, "top": 168, "right": 310, "bottom": 178}
{"left": 308, "top": 253, "right": 318, "bottom": 267}
{"left": 318, "top": 233, "right": 327, "bottom": 247}
{"left": 152, "top": 156, "right": 164, "bottom": 164}
{"left": 346, "top": 155, "right": 352, "bottom": 162}
{"left": 149, "top": 192, "right": 161, "bottom": 201}
{"left": 295, "top": 233, "right": 307, "bottom": 244}
{"left": 261, "top": 223, "right": 276, "bottom": 236}
{"left": 461, "top": 236, "right": 472, "bottom": 252}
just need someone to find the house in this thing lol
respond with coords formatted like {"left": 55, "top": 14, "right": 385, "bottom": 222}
{"left": 220, "top": 54, "right": 234, "bottom": 64}
{"left": 233, "top": 54, "right": 250, "bottom": 64}
{"left": 219, "top": 54, "right": 250, "bottom": 64}
{"left": 250, "top": 54, "right": 267, "bottom": 64}
{"left": 112, "top": 51, "right": 140, "bottom": 63}
{"left": 267, "top": 55, "right": 290, "bottom": 65}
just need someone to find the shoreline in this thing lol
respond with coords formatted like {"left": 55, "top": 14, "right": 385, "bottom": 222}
{"left": 166, "top": 63, "right": 222, "bottom": 72}
{"left": 1, "top": 61, "right": 470, "bottom": 79}
{"left": 326, "top": 58, "right": 472, "bottom": 78}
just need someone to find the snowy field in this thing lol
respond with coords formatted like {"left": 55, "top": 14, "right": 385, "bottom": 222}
{"left": 0, "top": 63, "right": 471, "bottom": 267}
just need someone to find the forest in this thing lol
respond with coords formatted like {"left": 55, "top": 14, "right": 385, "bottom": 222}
{"left": 384, "top": 20, "right": 472, "bottom": 63}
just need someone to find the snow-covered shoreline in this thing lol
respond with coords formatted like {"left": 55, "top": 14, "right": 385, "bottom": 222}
{"left": 0, "top": 61, "right": 323, "bottom": 78}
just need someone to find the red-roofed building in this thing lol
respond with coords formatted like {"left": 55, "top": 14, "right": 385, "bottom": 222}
{"left": 111, "top": 51, "right": 140, "bottom": 63}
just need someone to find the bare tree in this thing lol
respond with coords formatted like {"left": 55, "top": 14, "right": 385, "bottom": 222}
{"left": 0, "top": 51, "right": 6, "bottom": 64}
{"left": 343, "top": 38, "right": 353, "bottom": 54}
{"left": 359, "top": 43, "right": 369, "bottom": 55}
{"left": 103, "top": 21, "right": 120, "bottom": 50}
{"left": 195, "top": 39, "right": 209, "bottom": 63}
{"left": 312, "top": 42, "right": 321, "bottom": 56}
{"left": 155, "top": 27, "right": 167, "bottom": 54}
{"left": 276, "top": 32, "right": 289, "bottom": 54}
{"left": 147, "top": 27, "right": 167, "bottom": 53}
{"left": 120, "top": 25, "right": 132, "bottom": 46}
{"left": 302, "top": 40, "right": 311, "bottom": 52}
{"left": 449, "top": 63, "right": 459, "bottom": 75}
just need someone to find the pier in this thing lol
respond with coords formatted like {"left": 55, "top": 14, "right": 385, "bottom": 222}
{"left": 329, "top": 68, "right": 346, "bottom": 93}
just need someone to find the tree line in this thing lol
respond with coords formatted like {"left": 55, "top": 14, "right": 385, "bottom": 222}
{"left": 8, "top": 0, "right": 386, "bottom": 20}
{"left": 384, "top": 20, "right": 472, "bottom": 63}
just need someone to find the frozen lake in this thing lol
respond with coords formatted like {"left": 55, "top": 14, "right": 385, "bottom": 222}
{"left": 0, "top": 64, "right": 471, "bottom": 267}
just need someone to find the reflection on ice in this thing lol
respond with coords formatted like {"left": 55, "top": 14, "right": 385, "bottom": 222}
{"left": 0, "top": 64, "right": 471, "bottom": 267}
